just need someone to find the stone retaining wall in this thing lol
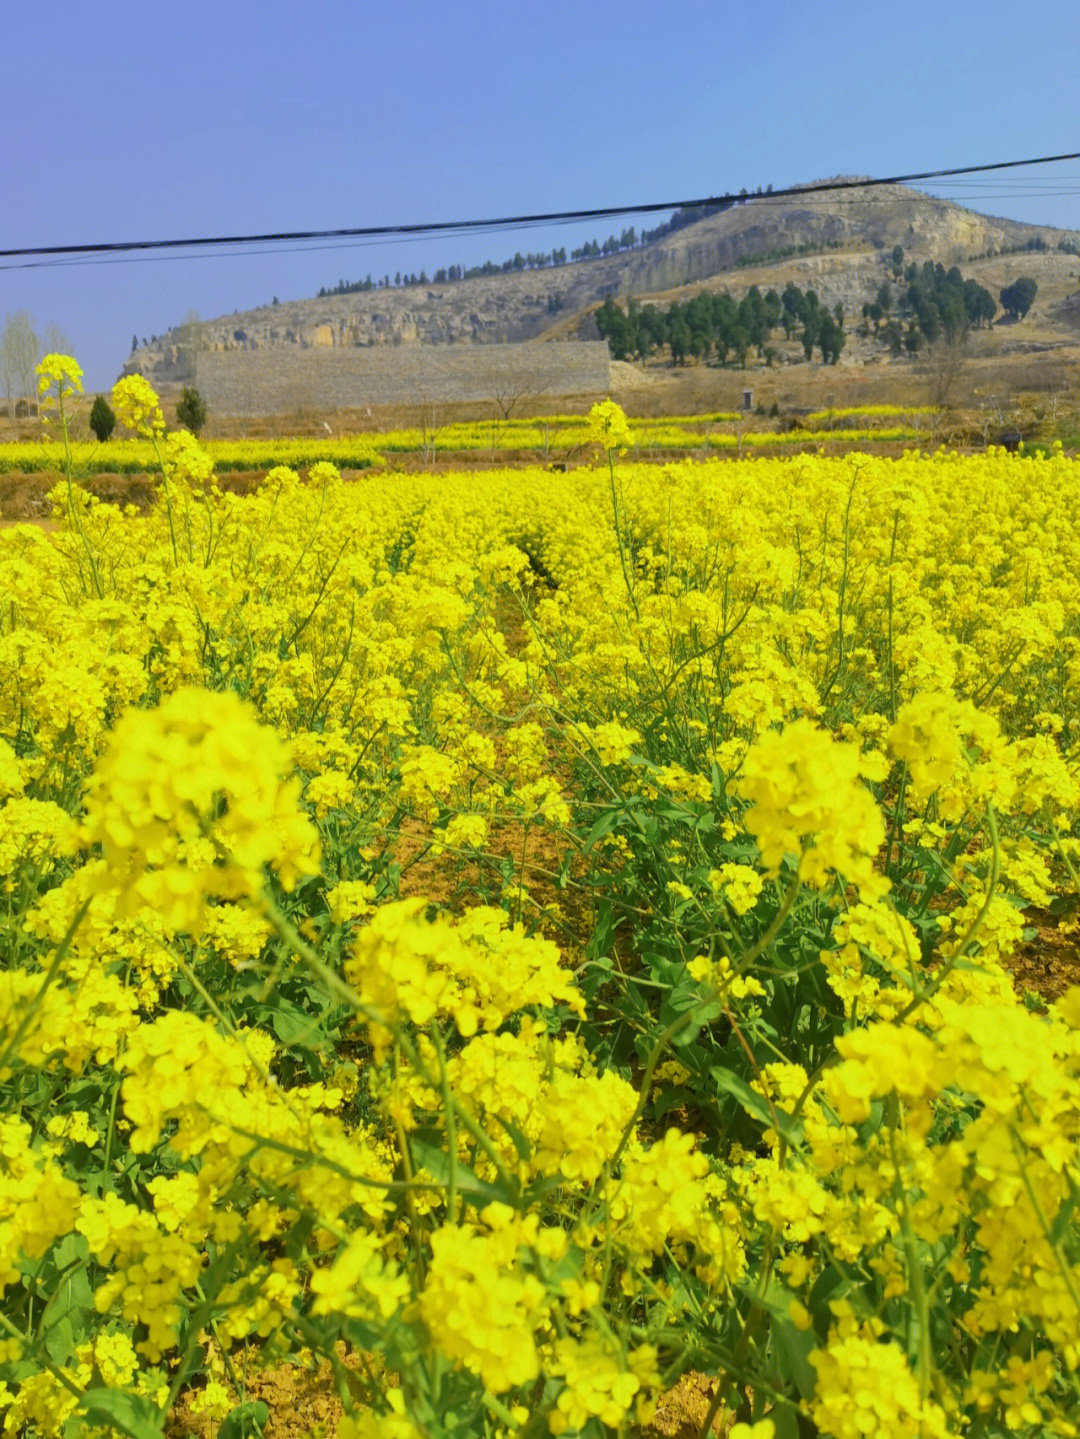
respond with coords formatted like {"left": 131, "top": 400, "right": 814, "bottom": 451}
{"left": 194, "top": 342, "right": 611, "bottom": 416}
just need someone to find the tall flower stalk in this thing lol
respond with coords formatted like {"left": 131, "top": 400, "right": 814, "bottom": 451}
{"left": 36, "top": 355, "right": 104, "bottom": 599}
{"left": 111, "top": 374, "right": 178, "bottom": 564}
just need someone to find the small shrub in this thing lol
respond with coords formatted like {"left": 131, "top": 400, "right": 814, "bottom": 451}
{"left": 88, "top": 395, "right": 116, "bottom": 442}
{"left": 177, "top": 385, "right": 207, "bottom": 434}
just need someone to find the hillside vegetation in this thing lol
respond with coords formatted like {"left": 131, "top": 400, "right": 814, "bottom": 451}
{"left": 124, "top": 181, "right": 1080, "bottom": 395}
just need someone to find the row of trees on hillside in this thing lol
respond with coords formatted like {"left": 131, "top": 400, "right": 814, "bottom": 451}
{"left": 317, "top": 233, "right": 645, "bottom": 297}
{"left": 859, "top": 260, "right": 996, "bottom": 354}
{"left": 901, "top": 261, "right": 998, "bottom": 335}
{"left": 593, "top": 250, "right": 1044, "bottom": 372}
{"left": 860, "top": 261, "right": 1039, "bottom": 354}
{"left": 971, "top": 234, "right": 1079, "bottom": 259}
{"left": 595, "top": 284, "right": 846, "bottom": 368}
{"left": 314, "top": 197, "right": 763, "bottom": 299}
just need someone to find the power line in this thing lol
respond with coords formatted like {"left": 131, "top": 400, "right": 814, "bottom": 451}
{"left": 2, "top": 150, "right": 1079, "bottom": 264}
{"left": 5, "top": 189, "right": 1076, "bottom": 282}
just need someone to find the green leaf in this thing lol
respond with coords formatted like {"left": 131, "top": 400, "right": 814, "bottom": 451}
{"left": 489, "top": 1113, "right": 532, "bottom": 1163}
{"left": 409, "top": 1135, "right": 513, "bottom": 1206}
{"left": 80, "top": 1388, "right": 165, "bottom": 1439}
{"left": 650, "top": 1085, "right": 697, "bottom": 1120}
{"left": 521, "top": 1175, "right": 569, "bottom": 1207}
{"left": 43, "top": 1316, "right": 76, "bottom": 1367}
{"left": 711, "top": 1065, "right": 787, "bottom": 1135}
{"left": 670, "top": 1001, "right": 725, "bottom": 1047}
{"left": 556, "top": 849, "right": 573, "bottom": 889}
{"left": 767, "top": 1405, "right": 804, "bottom": 1439}
{"left": 218, "top": 1401, "right": 270, "bottom": 1438}
{"left": 586, "top": 901, "right": 617, "bottom": 959}
{"left": 40, "top": 1239, "right": 95, "bottom": 1366}
{"left": 1050, "top": 1184, "right": 1080, "bottom": 1244}
{"left": 768, "top": 979, "right": 796, "bottom": 1035}
{"left": 806, "top": 1264, "right": 848, "bottom": 1340}
{"left": 52, "top": 1234, "right": 91, "bottom": 1269}
{"left": 655, "top": 802, "right": 697, "bottom": 824}
{"left": 772, "top": 1316, "right": 819, "bottom": 1400}
{"left": 584, "top": 807, "right": 621, "bottom": 851}
{"left": 267, "top": 999, "right": 324, "bottom": 1048}
{"left": 653, "top": 957, "right": 689, "bottom": 988}
{"left": 730, "top": 1278, "right": 820, "bottom": 1405}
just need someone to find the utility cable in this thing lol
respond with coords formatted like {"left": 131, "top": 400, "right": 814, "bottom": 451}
{"left": 2, "top": 150, "right": 1079, "bottom": 263}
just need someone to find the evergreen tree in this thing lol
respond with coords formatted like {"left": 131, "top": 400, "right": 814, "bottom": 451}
{"left": 731, "top": 325, "right": 751, "bottom": 368}
{"left": 595, "top": 299, "right": 633, "bottom": 361}
{"left": 1000, "top": 277, "right": 1038, "bottom": 320}
{"left": 668, "top": 319, "right": 691, "bottom": 366}
{"left": 89, "top": 395, "right": 116, "bottom": 442}
{"left": 177, "top": 386, "right": 207, "bottom": 434}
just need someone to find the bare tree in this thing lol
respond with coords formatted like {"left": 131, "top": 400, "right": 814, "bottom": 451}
{"left": 0, "top": 323, "right": 14, "bottom": 419}
{"left": 922, "top": 332, "right": 969, "bottom": 409}
{"left": 174, "top": 310, "right": 206, "bottom": 382}
{"left": 1, "top": 312, "right": 40, "bottom": 417}
{"left": 492, "top": 375, "right": 536, "bottom": 422}
{"left": 418, "top": 395, "right": 446, "bottom": 467}
{"left": 42, "top": 323, "right": 72, "bottom": 357}
{"left": 1038, "top": 367, "right": 1073, "bottom": 431}
{"left": 489, "top": 364, "right": 551, "bottom": 459}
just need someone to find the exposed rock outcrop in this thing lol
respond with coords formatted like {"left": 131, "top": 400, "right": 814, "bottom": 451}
{"left": 122, "top": 181, "right": 1076, "bottom": 389}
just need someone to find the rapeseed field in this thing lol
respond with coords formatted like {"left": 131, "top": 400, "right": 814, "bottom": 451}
{"left": 1, "top": 359, "right": 1078, "bottom": 1438}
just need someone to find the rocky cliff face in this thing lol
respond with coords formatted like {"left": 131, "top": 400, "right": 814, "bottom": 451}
{"left": 124, "top": 182, "right": 1074, "bottom": 387}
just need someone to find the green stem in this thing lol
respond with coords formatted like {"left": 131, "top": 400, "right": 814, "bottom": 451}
{"left": 58, "top": 388, "right": 104, "bottom": 599}
{"left": 697, "top": 1378, "right": 736, "bottom": 1439}
{"left": 481, "top": 1390, "right": 523, "bottom": 1429}
{"left": 430, "top": 1024, "right": 458, "bottom": 1223}
{"left": 739, "top": 868, "right": 802, "bottom": 974}
{"left": 887, "top": 1126, "right": 932, "bottom": 1405}
{"left": 894, "top": 801, "right": 1000, "bottom": 1027}
{"left": 260, "top": 893, "right": 517, "bottom": 1194}
{"left": 604, "top": 1003, "right": 701, "bottom": 1180}
{"left": 0, "top": 895, "right": 91, "bottom": 1077}
{"left": 0, "top": 1309, "right": 86, "bottom": 1404}
{"left": 608, "top": 449, "right": 640, "bottom": 621}
{"left": 1008, "top": 1122, "right": 1080, "bottom": 1353}
{"left": 149, "top": 433, "right": 180, "bottom": 566}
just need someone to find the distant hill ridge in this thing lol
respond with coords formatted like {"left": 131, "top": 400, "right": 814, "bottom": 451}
{"left": 125, "top": 181, "right": 1078, "bottom": 386}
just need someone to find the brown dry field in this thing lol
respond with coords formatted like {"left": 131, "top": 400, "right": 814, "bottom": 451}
{"left": 3, "top": 312, "right": 1080, "bottom": 446}
{"left": 3, "top": 342, "right": 1079, "bottom": 527}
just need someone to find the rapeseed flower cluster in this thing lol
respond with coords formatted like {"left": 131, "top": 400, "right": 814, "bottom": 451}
{"left": 737, "top": 717, "right": 889, "bottom": 899}
{"left": 72, "top": 686, "right": 321, "bottom": 933}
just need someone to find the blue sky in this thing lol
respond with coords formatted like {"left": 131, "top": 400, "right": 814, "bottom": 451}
{"left": 3, "top": 0, "right": 1079, "bottom": 391}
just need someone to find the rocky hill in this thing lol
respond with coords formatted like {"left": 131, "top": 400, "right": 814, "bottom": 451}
{"left": 125, "top": 181, "right": 1079, "bottom": 388}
